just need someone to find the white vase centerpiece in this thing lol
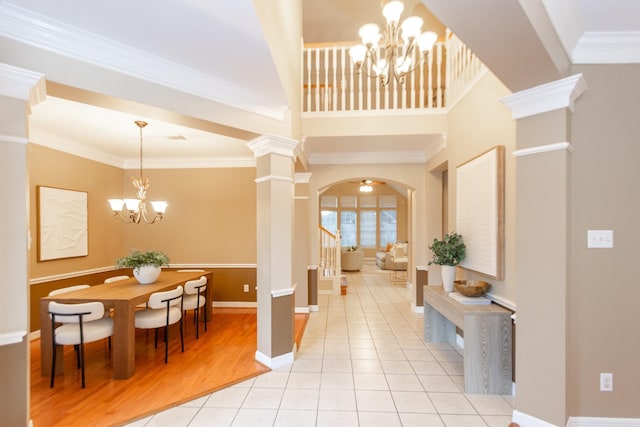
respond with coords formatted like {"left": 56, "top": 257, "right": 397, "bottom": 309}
{"left": 133, "top": 265, "right": 162, "bottom": 284}
{"left": 428, "top": 232, "right": 466, "bottom": 293}
{"left": 116, "top": 249, "right": 170, "bottom": 285}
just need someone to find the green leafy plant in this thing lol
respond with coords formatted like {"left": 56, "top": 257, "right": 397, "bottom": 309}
{"left": 116, "top": 249, "right": 170, "bottom": 269}
{"left": 428, "top": 232, "right": 466, "bottom": 266}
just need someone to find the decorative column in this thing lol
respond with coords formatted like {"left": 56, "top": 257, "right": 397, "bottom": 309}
{"left": 294, "top": 172, "right": 311, "bottom": 312}
{"left": 502, "top": 74, "right": 587, "bottom": 427}
{"left": 0, "top": 63, "right": 46, "bottom": 427}
{"left": 247, "top": 134, "right": 299, "bottom": 368}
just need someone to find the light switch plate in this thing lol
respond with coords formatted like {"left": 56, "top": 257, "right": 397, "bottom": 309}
{"left": 587, "top": 230, "right": 613, "bottom": 248}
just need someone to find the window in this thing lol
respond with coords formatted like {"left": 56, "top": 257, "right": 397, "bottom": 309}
{"left": 340, "top": 211, "right": 357, "bottom": 247}
{"left": 380, "top": 209, "right": 397, "bottom": 245}
{"left": 359, "top": 210, "right": 377, "bottom": 247}
{"left": 320, "top": 210, "right": 337, "bottom": 234}
{"left": 319, "top": 193, "right": 399, "bottom": 248}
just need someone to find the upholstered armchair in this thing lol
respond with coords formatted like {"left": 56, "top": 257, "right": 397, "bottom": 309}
{"left": 341, "top": 248, "right": 364, "bottom": 271}
{"left": 375, "top": 242, "right": 408, "bottom": 271}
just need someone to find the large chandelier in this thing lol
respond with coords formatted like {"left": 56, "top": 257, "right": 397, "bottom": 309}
{"left": 108, "top": 120, "right": 168, "bottom": 224}
{"left": 349, "top": 0, "right": 437, "bottom": 85}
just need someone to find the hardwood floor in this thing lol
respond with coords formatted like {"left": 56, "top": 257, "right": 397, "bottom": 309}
{"left": 30, "top": 308, "right": 309, "bottom": 427}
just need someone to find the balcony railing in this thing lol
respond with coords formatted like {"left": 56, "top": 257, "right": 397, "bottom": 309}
{"left": 302, "top": 30, "right": 484, "bottom": 114}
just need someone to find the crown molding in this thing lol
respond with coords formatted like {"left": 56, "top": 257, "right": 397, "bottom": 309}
{"left": 31, "top": 132, "right": 256, "bottom": 169}
{"left": 540, "top": 0, "right": 640, "bottom": 64}
{"left": 247, "top": 134, "right": 299, "bottom": 159}
{"left": 122, "top": 156, "right": 255, "bottom": 169}
{"left": 0, "top": 62, "right": 45, "bottom": 105}
{"left": 31, "top": 130, "right": 124, "bottom": 168}
{"left": 500, "top": 73, "right": 587, "bottom": 119}
{"left": 307, "top": 150, "right": 427, "bottom": 165}
{"left": 0, "top": 2, "right": 286, "bottom": 121}
{"left": 294, "top": 172, "right": 312, "bottom": 184}
{"left": 540, "top": 0, "right": 583, "bottom": 56}
{"left": 573, "top": 31, "right": 640, "bottom": 64}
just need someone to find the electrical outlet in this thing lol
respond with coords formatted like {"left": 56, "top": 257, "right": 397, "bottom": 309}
{"left": 600, "top": 373, "right": 613, "bottom": 391}
{"left": 243, "top": 284, "right": 249, "bottom": 292}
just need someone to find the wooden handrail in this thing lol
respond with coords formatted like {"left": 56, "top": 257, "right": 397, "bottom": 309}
{"left": 318, "top": 225, "right": 336, "bottom": 239}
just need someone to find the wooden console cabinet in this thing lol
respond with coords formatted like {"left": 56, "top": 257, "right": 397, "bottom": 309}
{"left": 423, "top": 285, "right": 513, "bottom": 394}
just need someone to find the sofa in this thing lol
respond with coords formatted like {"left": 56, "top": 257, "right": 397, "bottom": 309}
{"left": 341, "top": 248, "right": 364, "bottom": 271}
{"left": 375, "top": 242, "right": 408, "bottom": 271}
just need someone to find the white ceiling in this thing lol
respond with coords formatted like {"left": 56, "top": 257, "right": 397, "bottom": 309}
{"left": 1, "top": 0, "right": 639, "bottom": 167}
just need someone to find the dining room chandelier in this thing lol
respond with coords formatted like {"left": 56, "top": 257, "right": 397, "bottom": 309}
{"left": 349, "top": 0, "right": 437, "bottom": 85}
{"left": 108, "top": 120, "right": 168, "bottom": 224}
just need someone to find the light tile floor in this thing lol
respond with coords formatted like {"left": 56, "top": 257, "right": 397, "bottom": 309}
{"left": 125, "top": 266, "right": 514, "bottom": 427}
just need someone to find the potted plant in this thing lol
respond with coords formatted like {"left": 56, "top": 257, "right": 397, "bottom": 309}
{"left": 428, "top": 232, "right": 466, "bottom": 292}
{"left": 116, "top": 249, "right": 170, "bottom": 284}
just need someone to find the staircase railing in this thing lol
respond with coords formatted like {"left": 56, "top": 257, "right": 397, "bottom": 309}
{"left": 302, "top": 30, "right": 484, "bottom": 114}
{"left": 318, "top": 226, "right": 341, "bottom": 278}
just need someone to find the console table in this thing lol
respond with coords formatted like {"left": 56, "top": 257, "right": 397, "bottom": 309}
{"left": 423, "top": 285, "right": 513, "bottom": 394}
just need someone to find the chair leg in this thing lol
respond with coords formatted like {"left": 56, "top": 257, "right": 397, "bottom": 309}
{"left": 204, "top": 302, "right": 208, "bottom": 332}
{"left": 194, "top": 307, "right": 199, "bottom": 339}
{"left": 164, "top": 324, "right": 169, "bottom": 364}
{"left": 180, "top": 317, "right": 184, "bottom": 353}
{"left": 154, "top": 329, "right": 158, "bottom": 348}
{"left": 76, "top": 344, "right": 81, "bottom": 368}
{"left": 50, "top": 344, "right": 57, "bottom": 388}
{"left": 79, "top": 343, "right": 86, "bottom": 389}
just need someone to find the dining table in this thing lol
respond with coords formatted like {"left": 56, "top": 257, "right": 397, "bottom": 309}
{"left": 40, "top": 270, "right": 213, "bottom": 379}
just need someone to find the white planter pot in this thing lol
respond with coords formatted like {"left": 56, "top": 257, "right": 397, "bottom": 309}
{"left": 441, "top": 265, "right": 457, "bottom": 293}
{"left": 133, "top": 265, "right": 161, "bottom": 284}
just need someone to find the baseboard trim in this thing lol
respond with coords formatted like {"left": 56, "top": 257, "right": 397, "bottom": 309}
{"left": 255, "top": 350, "right": 294, "bottom": 369}
{"left": 513, "top": 410, "right": 558, "bottom": 427}
{"left": 567, "top": 417, "right": 640, "bottom": 427}
{"left": 213, "top": 301, "right": 257, "bottom": 308}
{"left": 411, "top": 303, "right": 424, "bottom": 314}
{"left": 309, "top": 305, "right": 319, "bottom": 312}
{"left": 295, "top": 307, "right": 310, "bottom": 314}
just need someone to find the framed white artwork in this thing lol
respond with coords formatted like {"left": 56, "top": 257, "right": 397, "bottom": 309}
{"left": 37, "top": 186, "right": 88, "bottom": 261}
{"left": 456, "top": 146, "right": 505, "bottom": 279}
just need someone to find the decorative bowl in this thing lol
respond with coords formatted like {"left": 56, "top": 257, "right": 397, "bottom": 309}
{"left": 454, "top": 280, "right": 491, "bottom": 297}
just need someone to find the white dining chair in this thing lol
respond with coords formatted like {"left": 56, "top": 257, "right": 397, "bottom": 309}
{"left": 48, "top": 301, "right": 114, "bottom": 388}
{"left": 104, "top": 275, "right": 129, "bottom": 283}
{"left": 134, "top": 286, "right": 184, "bottom": 363}
{"left": 48, "top": 284, "right": 90, "bottom": 296}
{"left": 182, "top": 276, "right": 208, "bottom": 339}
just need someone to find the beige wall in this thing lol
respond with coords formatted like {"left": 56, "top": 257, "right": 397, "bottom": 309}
{"left": 119, "top": 167, "right": 257, "bottom": 264}
{"left": 29, "top": 144, "right": 124, "bottom": 278}
{"left": 567, "top": 64, "right": 640, "bottom": 418}
{"left": 425, "top": 71, "right": 517, "bottom": 302}
{"left": 28, "top": 144, "right": 257, "bottom": 279}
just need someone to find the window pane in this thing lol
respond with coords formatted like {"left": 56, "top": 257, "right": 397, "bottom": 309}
{"left": 340, "top": 196, "right": 357, "bottom": 208}
{"left": 360, "top": 195, "right": 377, "bottom": 208}
{"left": 321, "top": 195, "right": 337, "bottom": 208}
{"left": 321, "top": 210, "right": 337, "bottom": 234}
{"left": 360, "top": 210, "right": 377, "bottom": 247}
{"left": 379, "top": 195, "right": 397, "bottom": 208}
{"left": 340, "top": 211, "right": 357, "bottom": 247}
{"left": 380, "top": 209, "right": 397, "bottom": 245}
